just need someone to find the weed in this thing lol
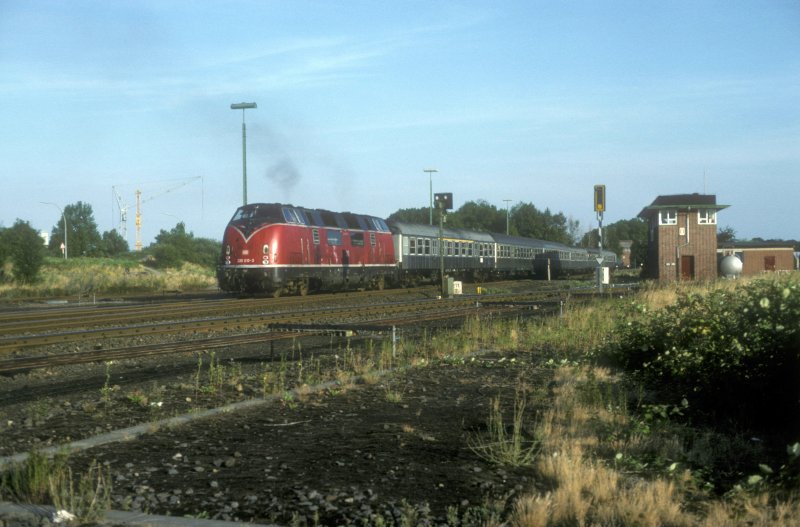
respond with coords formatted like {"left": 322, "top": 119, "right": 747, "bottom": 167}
{"left": 100, "top": 361, "right": 114, "bottom": 404}
{"left": 0, "top": 449, "right": 111, "bottom": 525}
{"left": 49, "top": 460, "right": 112, "bottom": 524}
{"left": 384, "top": 383, "right": 404, "bottom": 403}
{"left": 468, "top": 378, "right": 540, "bottom": 467}
{"left": 0, "top": 448, "right": 68, "bottom": 504}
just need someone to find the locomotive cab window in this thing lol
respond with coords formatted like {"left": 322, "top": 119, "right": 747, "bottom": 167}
{"left": 282, "top": 207, "right": 302, "bottom": 224}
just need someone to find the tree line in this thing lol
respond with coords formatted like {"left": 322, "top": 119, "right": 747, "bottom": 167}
{"left": 0, "top": 202, "right": 218, "bottom": 284}
{"left": 2, "top": 199, "right": 795, "bottom": 285}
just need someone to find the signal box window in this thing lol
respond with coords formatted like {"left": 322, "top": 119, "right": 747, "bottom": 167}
{"left": 409, "top": 238, "right": 416, "bottom": 255}
{"left": 698, "top": 210, "right": 717, "bottom": 225}
{"left": 659, "top": 209, "right": 677, "bottom": 225}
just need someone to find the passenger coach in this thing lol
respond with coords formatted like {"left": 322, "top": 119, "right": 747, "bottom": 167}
{"left": 390, "top": 221, "right": 496, "bottom": 284}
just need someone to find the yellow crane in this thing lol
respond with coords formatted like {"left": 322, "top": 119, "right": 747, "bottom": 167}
{"left": 134, "top": 177, "right": 202, "bottom": 251}
{"left": 112, "top": 177, "right": 202, "bottom": 251}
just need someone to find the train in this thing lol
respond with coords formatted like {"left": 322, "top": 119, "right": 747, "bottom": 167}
{"left": 216, "top": 202, "right": 617, "bottom": 296}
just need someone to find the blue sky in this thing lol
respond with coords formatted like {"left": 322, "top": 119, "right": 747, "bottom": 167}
{"left": 1, "top": 0, "right": 798, "bottom": 248}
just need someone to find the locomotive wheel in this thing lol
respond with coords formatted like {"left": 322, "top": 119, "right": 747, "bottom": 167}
{"left": 374, "top": 275, "right": 385, "bottom": 291}
{"left": 298, "top": 279, "right": 310, "bottom": 296}
{"left": 271, "top": 288, "right": 282, "bottom": 298}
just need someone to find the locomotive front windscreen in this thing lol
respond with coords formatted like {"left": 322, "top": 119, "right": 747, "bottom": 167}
{"left": 230, "top": 204, "right": 283, "bottom": 224}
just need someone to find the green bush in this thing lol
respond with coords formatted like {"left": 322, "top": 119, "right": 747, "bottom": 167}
{"left": 4, "top": 220, "right": 46, "bottom": 284}
{"left": 603, "top": 274, "right": 800, "bottom": 436}
{"left": 145, "top": 223, "right": 219, "bottom": 269}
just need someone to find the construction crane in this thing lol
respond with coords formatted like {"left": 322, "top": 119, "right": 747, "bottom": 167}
{"left": 112, "top": 177, "right": 202, "bottom": 251}
{"left": 134, "top": 176, "right": 202, "bottom": 251}
{"left": 112, "top": 186, "right": 130, "bottom": 243}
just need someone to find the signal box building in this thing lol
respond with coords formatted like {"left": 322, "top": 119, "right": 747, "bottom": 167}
{"left": 638, "top": 194, "right": 728, "bottom": 281}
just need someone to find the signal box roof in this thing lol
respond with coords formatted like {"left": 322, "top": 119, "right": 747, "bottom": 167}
{"left": 638, "top": 193, "right": 729, "bottom": 219}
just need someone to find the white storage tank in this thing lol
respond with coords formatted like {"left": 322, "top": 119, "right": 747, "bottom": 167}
{"left": 720, "top": 254, "right": 743, "bottom": 278}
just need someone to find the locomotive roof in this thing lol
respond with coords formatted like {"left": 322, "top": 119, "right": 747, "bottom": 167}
{"left": 239, "top": 202, "right": 384, "bottom": 220}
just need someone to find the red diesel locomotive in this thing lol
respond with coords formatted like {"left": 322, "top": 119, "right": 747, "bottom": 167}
{"left": 217, "top": 203, "right": 396, "bottom": 296}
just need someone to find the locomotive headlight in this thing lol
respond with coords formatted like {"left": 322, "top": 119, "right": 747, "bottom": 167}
{"left": 225, "top": 245, "right": 231, "bottom": 255}
{"left": 262, "top": 256, "right": 269, "bottom": 265}
{"left": 262, "top": 244, "right": 269, "bottom": 254}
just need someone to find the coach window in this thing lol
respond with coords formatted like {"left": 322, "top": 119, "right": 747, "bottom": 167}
{"left": 351, "top": 232, "right": 365, "bottom": 247}
{"left": 409, "top": 237, "right": 417, "bottom": 255}
{"left": 326, "top": 230, "right": 343, "bottom": 246}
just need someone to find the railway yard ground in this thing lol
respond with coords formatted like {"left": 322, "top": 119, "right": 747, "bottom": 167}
{"left": 3, "top": 275, "right": 797, "bottom": 527}
{"left": 0, "top": 281, "right": 573, "bottom": 526}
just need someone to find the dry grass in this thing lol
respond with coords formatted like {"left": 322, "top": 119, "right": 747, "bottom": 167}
{"left": 506, "top": 364, "right": 799, "bottom": 527}
{"left": 0, "top": 259, "right": 216, "bottom": 299}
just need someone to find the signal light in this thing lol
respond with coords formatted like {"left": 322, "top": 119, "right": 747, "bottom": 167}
{"left": 594, "top": 185, "right": 606, "bottom": 213}
{"left": 434, "top": 192, "right": 453, "bottom": 210}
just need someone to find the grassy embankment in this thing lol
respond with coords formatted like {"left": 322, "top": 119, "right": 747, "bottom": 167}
{"left": 0, "top": 257, "right": 217, "bottom": 300}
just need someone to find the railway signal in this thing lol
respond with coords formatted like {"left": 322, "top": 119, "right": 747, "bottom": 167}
{"left": 594, "top": 184, "right": 606, "bottom": 213}
{"left": 594, "top": 184, "right": 606, "bottom": 291}
{"left": 435, "top": 192, "right": 453, "bottom": 298}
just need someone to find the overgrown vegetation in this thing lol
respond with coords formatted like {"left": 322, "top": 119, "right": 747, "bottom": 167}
{"left": 0, "top": 257, "right": 216, "bottom": 298}
{"left": 0, "top": 449, "right": 111, "bottom": 525}
{"left": 603, "top": 273, "right": 800, "bottom": 474}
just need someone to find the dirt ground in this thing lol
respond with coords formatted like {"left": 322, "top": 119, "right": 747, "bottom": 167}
{"left": 47, "top": 350, "right": 550, "bottom": 526}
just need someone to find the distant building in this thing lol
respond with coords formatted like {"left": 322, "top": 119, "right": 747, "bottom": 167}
{"left": 638, "top": 194, "right": 728, "bottom": 281}
{"left": 717, "top": 242, "right": 797, "bottom": 275}
{"left": 619, "top": 240, "right": 633, "bottom": 268}
{"left": 39, "top": 231, "right": 49, "bottom": 246}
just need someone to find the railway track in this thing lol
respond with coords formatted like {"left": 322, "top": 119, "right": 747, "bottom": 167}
{"left": 0, "top": 287, "right": 572, "bottom": 373}
{"left": 0, "top": 286, "right": 434, "bottom": 337}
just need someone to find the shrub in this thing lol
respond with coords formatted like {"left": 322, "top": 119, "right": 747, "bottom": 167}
{"left": 603, "top": 274, "right": 800, "bottom": 436}
{"left": 5, "top": 220, "right": 46, "bottom": 284}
